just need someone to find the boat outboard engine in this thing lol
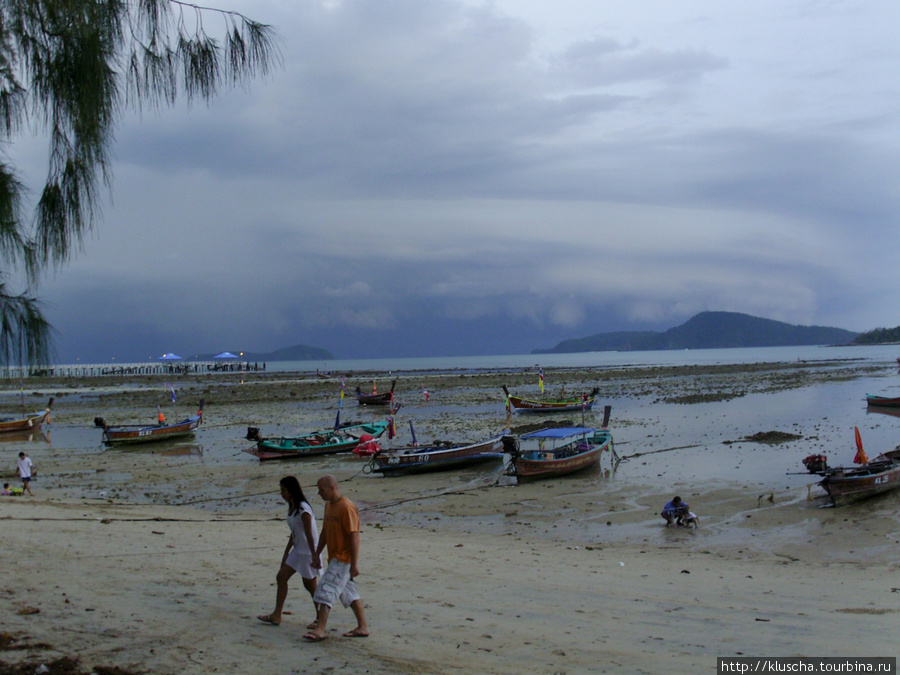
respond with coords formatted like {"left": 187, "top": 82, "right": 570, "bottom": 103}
{"left": 802, "top": 453, "right": 828, "bottom": 474}
{"left": 501, "top": 435, "right": 519, "bottom": 456}
{"left": 93, "top": 417, "right": 107, "bottom": 429}
{"left": 246, "top": 426, "right": 260, "bottom": 441}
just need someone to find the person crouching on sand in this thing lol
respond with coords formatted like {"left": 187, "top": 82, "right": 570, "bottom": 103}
{"left": 303, "top": 474, "right": 369, "bottom": 641}
{"left": 257, "top": 476, "right": 319, "bottom": 628}
{"left": 661, "top": 496, "right": 686, "bottom": 526}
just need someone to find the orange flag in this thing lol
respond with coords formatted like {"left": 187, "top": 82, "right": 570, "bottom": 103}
{"left": 853, "top": 427, "right": 868, "bottom": 464}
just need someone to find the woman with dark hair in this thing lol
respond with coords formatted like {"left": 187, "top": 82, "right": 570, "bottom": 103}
{"left": 258, "top": 476, "right": 319, "bottom": 627}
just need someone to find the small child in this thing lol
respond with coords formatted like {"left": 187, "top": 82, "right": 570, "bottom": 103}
{"left": 2, "top": 482, "right": 22, "bottom": 496}
{"left": 679, "top": 511, "right": 699, "bottom": 528}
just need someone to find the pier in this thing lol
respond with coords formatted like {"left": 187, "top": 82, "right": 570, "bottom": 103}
{"left": 0, "top": 361, "right": 266, "bottom": 379}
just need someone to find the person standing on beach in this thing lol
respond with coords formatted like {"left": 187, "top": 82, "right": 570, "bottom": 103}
{"left": 17, "top": 452, "right": 33, "bottom": 496}
{"left": 304, "top": 474, "right": 369, "bottom": 642}
{"left": 258, "top": 476, "right": 319, "bottom": 628}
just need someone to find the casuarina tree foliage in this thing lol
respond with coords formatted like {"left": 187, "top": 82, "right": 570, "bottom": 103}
{"left": 0, "top": 0, "right": 280, "bottom": 365}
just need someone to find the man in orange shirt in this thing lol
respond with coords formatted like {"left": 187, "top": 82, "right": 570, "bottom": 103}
{"left": 304, "top": 474, "right": 369, "bottom": 641}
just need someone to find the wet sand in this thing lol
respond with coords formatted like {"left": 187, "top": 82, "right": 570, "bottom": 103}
{"left": 1, "top": 359, "right": 899, "bottom": 673}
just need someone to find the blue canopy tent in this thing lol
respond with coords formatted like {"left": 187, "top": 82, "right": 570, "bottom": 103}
{"left": 213, "top": 352, "right": 238, "bottom": 359}
{"left": 158, "top": 353, "right": 183, "bottom": 360}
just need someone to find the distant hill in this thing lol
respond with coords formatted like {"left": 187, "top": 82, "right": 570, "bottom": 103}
{"left": 194, "top": 343, "right": 334, "bottom": 362}
{"left": 852, "top": 326, "right": 900, "bottom": 345}
{"left": 534, "top": 312, "right": 858, "bottom": 354}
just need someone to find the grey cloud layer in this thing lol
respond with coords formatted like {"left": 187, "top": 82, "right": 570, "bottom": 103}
{"left": 36, "top": 0, "right": 898, "bottom": 360}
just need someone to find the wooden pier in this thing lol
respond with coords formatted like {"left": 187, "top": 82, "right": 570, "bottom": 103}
{"left": 0, "top": 361, "right": 266, "bottom": 379}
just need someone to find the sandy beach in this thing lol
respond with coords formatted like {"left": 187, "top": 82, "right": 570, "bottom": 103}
{"left": 2, "top": 359, "right": 899, "bottom": 673}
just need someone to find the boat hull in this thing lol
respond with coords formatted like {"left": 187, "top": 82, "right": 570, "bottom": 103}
{"left": 357, "top": 394, "right": 394, "bottom": 405}
{"left": 373, "top": 436, "right": 505, "bottom": 476}
{"left": 507, "top": 396, "right": 595, "bottom": 413}
{"left": 510, "top": 429, "right": 612, "bottom": 482}
{"left": 103, "top": 415, "right": 202, "bottom": 445}
{"left": 502, "top": 386, "right": 596, "bottom": 413}
{"left": 358, "top": 381, "right": 396, "bottom": 405}
{"left": 0, "top": 399, "right": 53, "bottom": 433}
{"left": 820, "top": 458, "right": 900, "bottom": 506}
{"left": 244, "top": 422, "right": 390, "bottom": 461}
{"left": 0, "top": 409, "right": 50, "bottom": 433}
{"left": 865, "top": 394, "right": 900, "bottom": 408}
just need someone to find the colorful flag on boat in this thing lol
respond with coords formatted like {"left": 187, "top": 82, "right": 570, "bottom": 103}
{"left": 409, "top": 420, "right": 418, "bottom": 447}
{"left": 339, "top": 378, "right": 345, "bottom": 407}
{"left": 388, "top": 416, "right": 396, "bottom": 439}
{"left": 538, "top": 367, "right": 544, "bottom": 393}
{"left": 168, "top": 383, "right": 176, "bottom": 403}
{"left": 853, "top": 426, "right": 868, "bottom": 464}
{"left": 582, "top": 393, "right": 588, "bottom": 410}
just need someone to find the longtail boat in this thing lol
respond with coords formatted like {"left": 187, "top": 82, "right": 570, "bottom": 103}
{"left": 504, "top": 406, "right": 613, "bottom": 482}
{"left": 357, "top": 380, "right": 396, "bottom": 406}
{"left": 97, "top": 401, "right": 203, "bottom": 445}
{"left": 865, "top": 393, "right": 900, "bottom": 408}
{"left": 243, "top": 420, "right": 391, "bottom": 461}
{"left": 0, "top": 398, "right": 53, "bottom": 434}
{"left": 817, "top": 451, "right": 900, "bottom": 506}
{"left": 806, "top": 427, "right": 900, "bottom": 506}
{"left": 502, "top": 385, "right": 599, "bottom": 413}
{"left": 370, "top": 433, "right": 506, "bottom": 476}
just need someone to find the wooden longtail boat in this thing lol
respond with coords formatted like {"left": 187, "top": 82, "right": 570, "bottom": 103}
{"left": 817, "top": 449, "right": 900, "bottom": 506}
{"left": 371, "top": 433, "right": 506, "bottom": 476}
{"left": 865, "top": 394, "right": 900, "bottom": 408}
{"left": 502, "top": 385, "right": 599, "bottom": 413}
{"left": 243, "top": 420, "right": 391, "bottom": 461}
{"left": 0, "top": 398, "right": 53, "bottom": 434}
{"left": 97, "top": 401, "right": 203, "bottom": 445}
{"left": 504, "top": 406, "right": 613, "bottom": 482}
{"left": 357, "top": 380, "right": 396, "bottom": 406}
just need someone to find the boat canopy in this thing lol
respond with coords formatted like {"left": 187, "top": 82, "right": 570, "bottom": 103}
{"left": 522, "top": 427, "right": 595, "bottom": 440}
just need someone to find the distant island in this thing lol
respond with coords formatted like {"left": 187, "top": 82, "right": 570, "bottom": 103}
{"left": 194, "top": 343, "right": 334, "bottom": 362}
{"left": 851, "top": 326, "right": 900, "bottom": 345}
{"left": 533, "top": 311, "right": 859, "bottom": 354}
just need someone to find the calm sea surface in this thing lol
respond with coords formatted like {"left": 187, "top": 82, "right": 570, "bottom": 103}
{"left": 267, "top": 344, "right": 900, "bottom": 374}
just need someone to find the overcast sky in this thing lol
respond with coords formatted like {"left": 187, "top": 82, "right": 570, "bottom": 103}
{"left": 22, "top": 0, "right": 900, "bottom": 362}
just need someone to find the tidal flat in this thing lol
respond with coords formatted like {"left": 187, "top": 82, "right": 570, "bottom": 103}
{"left": 2, "top": 357, "right": 898, "bottom": 673}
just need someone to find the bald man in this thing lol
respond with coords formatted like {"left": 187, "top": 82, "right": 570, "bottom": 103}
{"left": 304, "top": 474, "right": 369, "bottom": 641}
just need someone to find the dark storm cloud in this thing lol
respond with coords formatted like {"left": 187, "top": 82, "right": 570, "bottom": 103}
{"left": 33, "top": 0, "right": 900, "bottom": 361}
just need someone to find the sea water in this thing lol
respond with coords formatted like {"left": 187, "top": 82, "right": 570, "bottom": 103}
{"left": 9, "top": 343, "right": 900, "bottom": 509}
{"left": 267, "top": 343, "right": 900, "bottom": 375}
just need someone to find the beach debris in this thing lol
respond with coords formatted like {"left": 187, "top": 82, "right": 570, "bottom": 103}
{"left": 17, "top": 606, "right": 40, "bottom": 615}
{"left": 729, "top": 431, "right": 802, "bottom": 445}
{"left": 756, "top": 493, "right": 775, "bottom": 507}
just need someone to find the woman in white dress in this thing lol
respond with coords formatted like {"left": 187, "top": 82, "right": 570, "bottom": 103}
{"left": 258, "top": 476, "right": 319, "bottom": 628}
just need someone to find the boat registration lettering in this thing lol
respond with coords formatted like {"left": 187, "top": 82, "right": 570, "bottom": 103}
{"left": 388, "top": 456, "right": 399, "bottom": 465}
{"left": 138, "top": 429, "right": 151, "bottom": 437}
{"left": 875, "top": 475, "right": 889, "bottom": 485}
